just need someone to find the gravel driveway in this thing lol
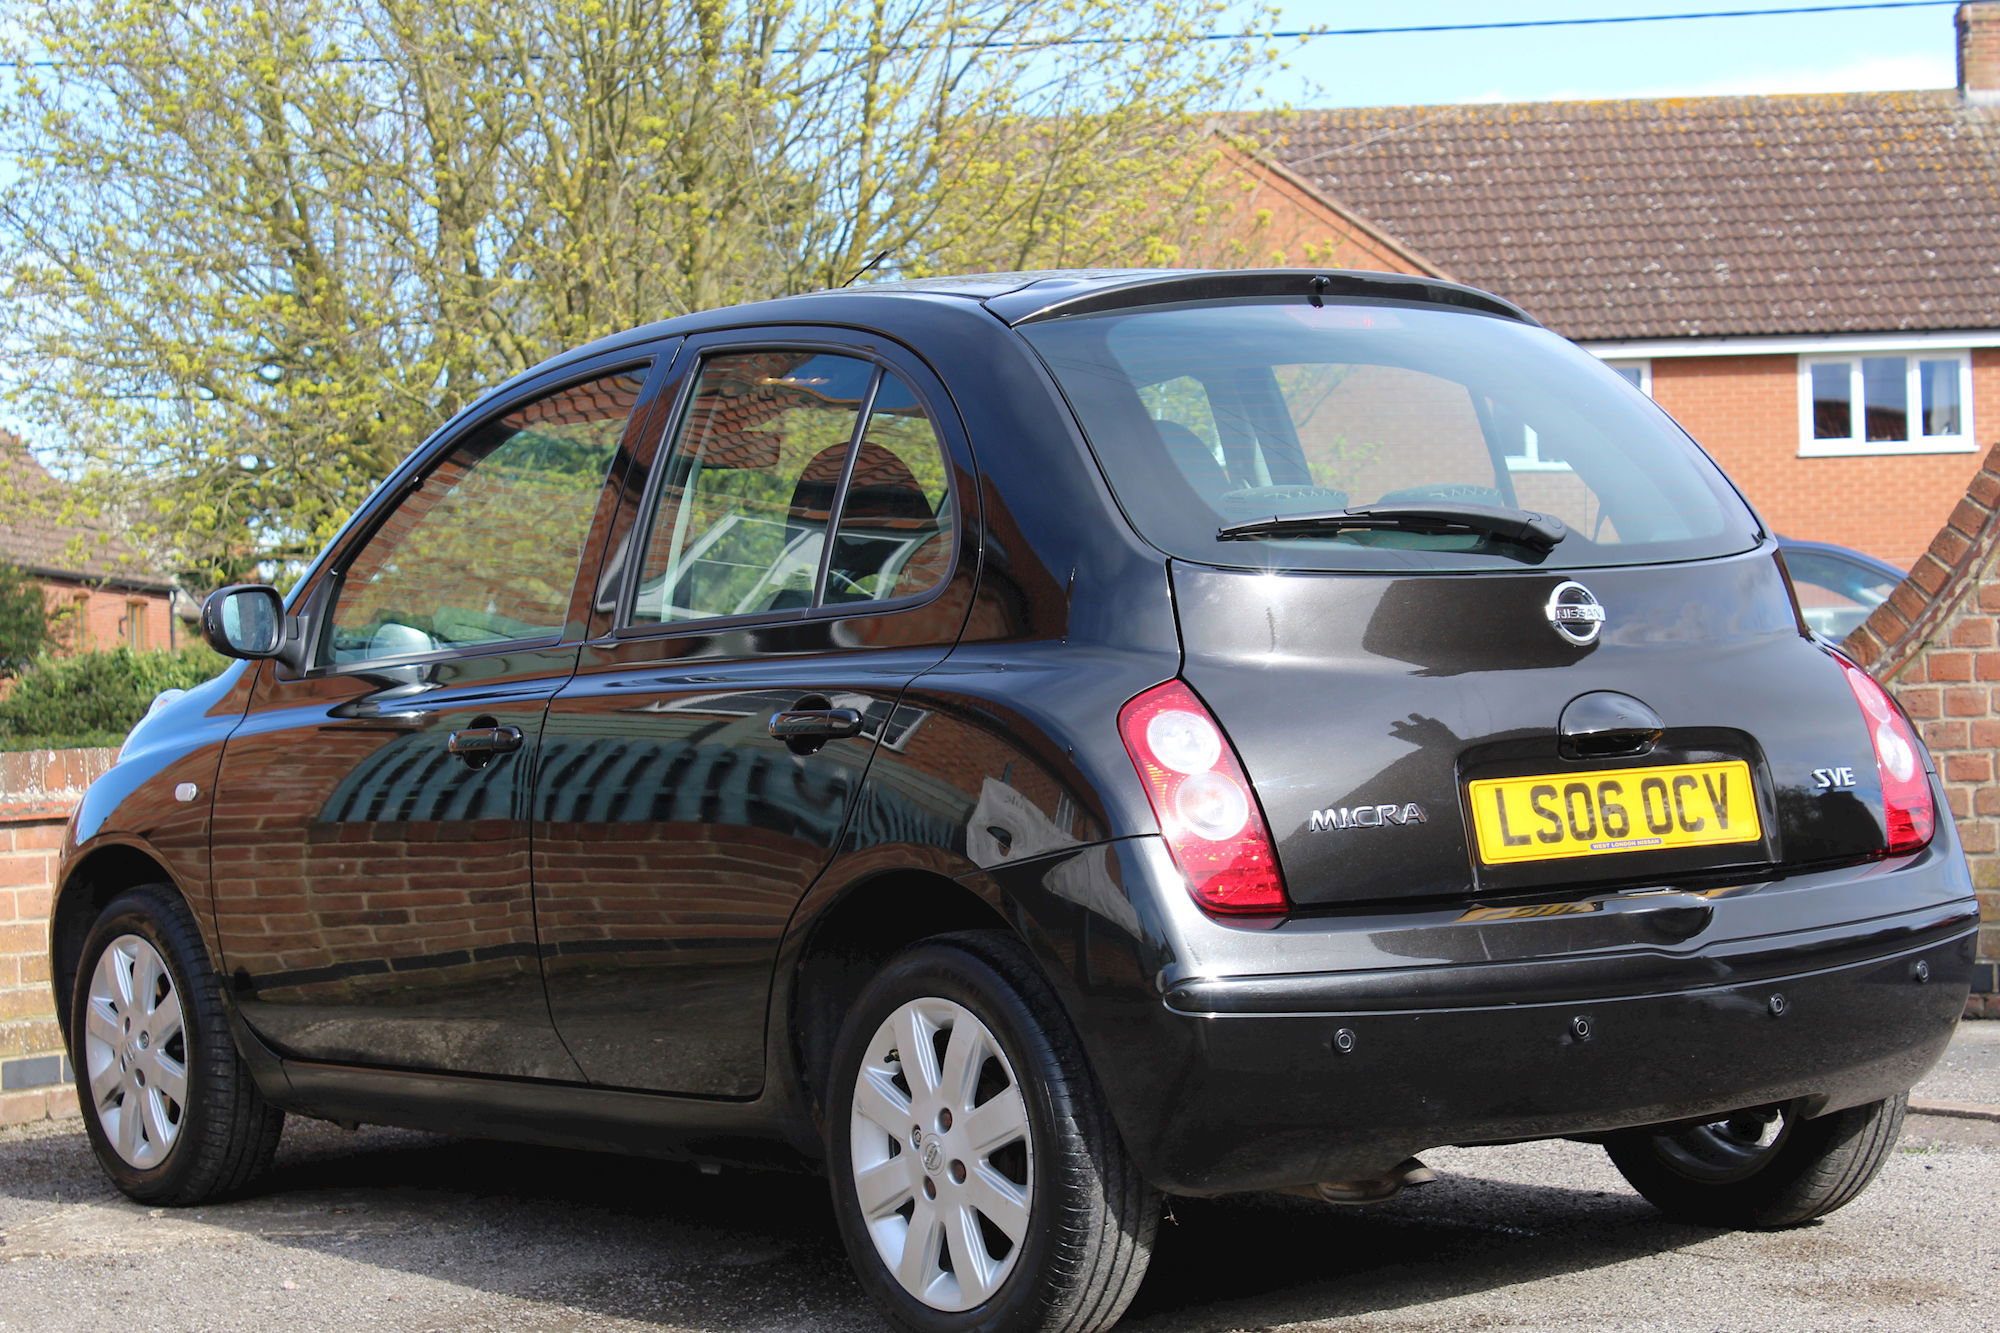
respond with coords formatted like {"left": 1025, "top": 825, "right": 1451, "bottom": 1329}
{"left": 2, "top": 1027, "right": 1995, "bottom": 1333}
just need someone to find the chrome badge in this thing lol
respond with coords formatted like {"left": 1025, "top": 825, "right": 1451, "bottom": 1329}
{"left": 1545, "top": 580, "right": 1606, "bottom": 646}
{"left": 1310, "top": 803, "right": 1427, "bottom": 832}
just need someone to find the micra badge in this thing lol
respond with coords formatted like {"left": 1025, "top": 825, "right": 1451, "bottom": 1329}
{"left": 1311, "top": 803, "right": 1428, "bottom": 831}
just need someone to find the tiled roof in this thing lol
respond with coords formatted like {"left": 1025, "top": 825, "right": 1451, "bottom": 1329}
{"left": 1248, "top": 91, "right": 2000, "bottom": 341}
{"left": 0, "top": 444, "right": 175, "bottom": 590}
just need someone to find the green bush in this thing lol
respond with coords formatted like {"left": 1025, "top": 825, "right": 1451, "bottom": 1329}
{"left": 0, "top": 730, "right": 129, "bottom": 752}
{"left": 0, "top": 562, "right": 52, "bottom": 676}
{"left": 0, "top": 644, "right": 225, "bottom": 743}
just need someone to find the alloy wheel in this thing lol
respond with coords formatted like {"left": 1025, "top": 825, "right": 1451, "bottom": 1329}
{"left": 848, "top": 996, "right": 1035, "bottom": 1311}
{"left": 82, "top": 934, "right": 188, "bottom": 1169}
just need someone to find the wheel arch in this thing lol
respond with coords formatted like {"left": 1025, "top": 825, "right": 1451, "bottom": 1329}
{"left": 785, "top": 867, "right": 1014, "bottom": 1127}
{"left": 52, "top": 843, "right": 193, "bottom": 1043}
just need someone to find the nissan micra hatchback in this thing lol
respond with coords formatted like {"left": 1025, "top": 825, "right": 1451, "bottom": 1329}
{"left": 55, "top": 270, "right": 1976, "bottom": 1333}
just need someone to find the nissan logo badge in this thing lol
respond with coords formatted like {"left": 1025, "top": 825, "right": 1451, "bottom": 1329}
{"left": 1545, "top": 580, "right": 1606, "bottom": 646}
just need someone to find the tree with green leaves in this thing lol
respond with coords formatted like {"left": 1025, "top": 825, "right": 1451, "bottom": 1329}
{"left": 0, "top": 0, "right": 1277, "bottom": 586}
{"left": 0, "top": 562, "right": 51, "bottom": 675}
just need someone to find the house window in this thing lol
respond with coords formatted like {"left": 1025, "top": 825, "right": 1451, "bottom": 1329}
{"left": 1799, "top": 352, "right": 1973, "bottom": 456}
{"left": 1505, "top": 425, "right": 1571, "bottom": 473}
{"left": 121, "top": 599, "right": 149, "bottom": 650}
{"left": 66, "top": 593, "right": 90, "bottom": 651}
{"left": 1509, "top": 360, "right": 1649, "bottom": 472}
{"left": 1606, "top": 359, "right": 1652, "bottom": 395}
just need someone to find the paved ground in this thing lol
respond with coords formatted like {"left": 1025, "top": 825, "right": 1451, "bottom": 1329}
{"left": 1908, "top": 1014, "right": 2000, "bottom": 1105}
{"left": 1, "top": 1023, "right": 1994, "bottom": 1333}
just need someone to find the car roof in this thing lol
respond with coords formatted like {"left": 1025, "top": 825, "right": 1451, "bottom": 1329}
{"left": 1775, "top": 536, "right": 1906, "bottom": 582}
{"left": 495, "top": 267, "right": 1540, "bottom": 406}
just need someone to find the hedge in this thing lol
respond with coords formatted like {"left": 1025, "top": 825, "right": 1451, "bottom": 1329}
{"left": 0, "top": 645, "right": 225, "bottom": 746}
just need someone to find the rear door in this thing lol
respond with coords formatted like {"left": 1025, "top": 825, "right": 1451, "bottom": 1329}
{"left": 533, "top": 330, "right": 979, "bottom": 1094}
{"left": 210, "top": 354, "right": 666, "bottom": 1076}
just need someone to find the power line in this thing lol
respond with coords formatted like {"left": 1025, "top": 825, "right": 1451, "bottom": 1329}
{"left": 3, "top": 1, "right": 1964, "bottom": 65}
{"left": 1209, "top": 2, "right": 1961, "bottom": 47}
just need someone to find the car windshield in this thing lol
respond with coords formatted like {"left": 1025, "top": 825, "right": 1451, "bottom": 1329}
{"left": 1018, "top": 297, "right": 1763, "bottom": 572}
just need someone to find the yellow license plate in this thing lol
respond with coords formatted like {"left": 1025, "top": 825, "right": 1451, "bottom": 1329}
{"left": 1467, "top": 761, "right": 1760, "bottom": 866}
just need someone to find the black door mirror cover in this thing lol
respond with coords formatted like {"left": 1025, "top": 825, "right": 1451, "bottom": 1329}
{"left": 199, "top": 584, "right": 288, "bottom": 660}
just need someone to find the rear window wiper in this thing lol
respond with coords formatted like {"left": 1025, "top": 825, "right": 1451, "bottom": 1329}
{"left": 1216, "top": 501, "right": 1569, "bottom": 551}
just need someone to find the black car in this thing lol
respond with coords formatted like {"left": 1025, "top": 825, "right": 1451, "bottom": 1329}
{"left": 1778, "top": 536, "right": 1908, "bottom": 642}
{"left": 53, "top": 270, "right": 1976, "bottom": 1333}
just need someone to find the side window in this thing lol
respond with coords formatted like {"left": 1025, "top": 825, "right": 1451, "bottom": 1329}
{"left": 630, "top": 351, "right": 953, "bottom": 626}
{"left": 326, "top": 368, "right": 645, "bottom": 665}
{"left": 824, "top": 373, "right": 954, "bottom": 606}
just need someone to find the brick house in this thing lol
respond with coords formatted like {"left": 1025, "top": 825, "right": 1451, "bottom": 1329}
{"left": 0, "top": 442, "right": 184, "bottom": 656}
{"left": 1223, "top": 0, "right": 2000, "bottom": 575}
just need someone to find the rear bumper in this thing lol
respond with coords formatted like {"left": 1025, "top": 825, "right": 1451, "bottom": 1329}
{"left": 1048, "top": 835, "right": 1978, "bottom": 1196}
{"left": 1149, "top": 927, "right": 1972, "bottom": 1194}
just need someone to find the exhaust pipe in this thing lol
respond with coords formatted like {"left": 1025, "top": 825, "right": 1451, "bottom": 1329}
{"left": 1288, "top": 1156, "right": 1438, "bottom": 1206}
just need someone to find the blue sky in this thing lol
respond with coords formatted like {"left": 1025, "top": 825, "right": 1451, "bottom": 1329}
{"left": 1243, "top": 1, "right": 1963, "bottom": 107}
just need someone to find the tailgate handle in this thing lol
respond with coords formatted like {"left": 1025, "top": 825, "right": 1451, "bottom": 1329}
{"left": 1559, "top": 691, "right": 1663, "bottom": 759}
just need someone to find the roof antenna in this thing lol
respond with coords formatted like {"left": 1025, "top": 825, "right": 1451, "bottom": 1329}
{"left": 841, "top": 251, "right": 892, "bottom": 288}
{"left": 1308, "top": 275, "right": 1331, "bottom": 308}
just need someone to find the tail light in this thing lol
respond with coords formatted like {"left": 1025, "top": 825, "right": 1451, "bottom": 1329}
{"left": 1118, "top": 680, "right": 1288, "bottom": 915}
{"left": 1837, "top": 658, "right": 1937, "bottom": 854}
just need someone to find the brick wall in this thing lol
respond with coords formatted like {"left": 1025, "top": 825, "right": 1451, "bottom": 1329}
{"left": 1961, "top": 0, "right": 2000, "bottom": 102}
{"left": 1192, "top": 141, "right": 1438, "bottom": 275}
{"left": 1649, "top": 351, "right": 2000, "bottom": 571}
{"left": 1844, "top": 438, "right": 2000, "bottom": 1015}
{"left": 0, "top": 747, "right": 116, "bottom": 1124}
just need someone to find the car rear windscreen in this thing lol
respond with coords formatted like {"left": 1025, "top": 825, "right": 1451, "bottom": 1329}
{"left": 1018, "top": 298, "right": 1763, "bottom": 572}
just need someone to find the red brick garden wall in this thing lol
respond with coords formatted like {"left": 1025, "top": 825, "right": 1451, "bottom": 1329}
{"left": 0, "top": 748, "right": 116, "bottom": 1124}
{"left": 1845, "top": 438, "right": 2000, "bottom": 1014}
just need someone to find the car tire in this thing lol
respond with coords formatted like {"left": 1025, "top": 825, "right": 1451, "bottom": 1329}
{"left": 69, "top": 884, "right": 284, "bottom": 1205}
{"left": 826, "top": 931, "right": 1160, "bottom": 1333}
{"left": 1603, "top": 1094, "right": 1906, "bottom": 1229}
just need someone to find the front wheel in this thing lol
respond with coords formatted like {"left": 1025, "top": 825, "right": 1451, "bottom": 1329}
{"left": 1603, "top": 1094, "right": 1906, "bottom": 1228}
{"left": 71, "top": 885, "right": 284, "bottom": 1205}
{"left": 827, "top": 933, "right": 1159, "bottom": 1333}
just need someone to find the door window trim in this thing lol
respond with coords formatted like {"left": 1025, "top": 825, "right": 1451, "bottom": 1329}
{"left": 610, "top": 334, "right": 962, "bottom": 641}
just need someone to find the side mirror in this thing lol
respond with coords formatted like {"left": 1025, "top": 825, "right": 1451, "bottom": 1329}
{"left": 199, "top": 584, "right": 289, "bottom": 660}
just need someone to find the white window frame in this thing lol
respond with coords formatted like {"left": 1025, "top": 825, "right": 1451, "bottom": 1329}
{"left": 1797, "top": 350, "right": 1974, "bottom": 457}
{"left": 1508, "top": 358, "right": 1651, "bottom": 472}
{"left": 1504, "top": 425, "right": 1571, "bottom": 473}
{"left": 1605, "top": 358, "right": 1652, "bottom": 396}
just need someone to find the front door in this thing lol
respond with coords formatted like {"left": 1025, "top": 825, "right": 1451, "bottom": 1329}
{"left": 210, "top": 359, "right": 662, "bottom": 1077}
{"left": 535, "top": 337, "right": 978, "bottom": 1094}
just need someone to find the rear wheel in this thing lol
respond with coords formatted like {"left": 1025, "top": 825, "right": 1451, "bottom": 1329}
{"left": 827, "top": 933, "right": 1159, "bottom": 1333}
{"left": 71, "top": 885, "right": 284, "bottom": 1205}
{"left": 1603, "top": 1095, "right": 1906, "bottom": 1228}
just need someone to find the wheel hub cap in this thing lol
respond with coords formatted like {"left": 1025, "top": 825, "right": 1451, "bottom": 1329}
{"left": 849, "top": 997, "right": 1035, "bottom": 1312}
{"left": 82, "top": 935, "right": 188, "bottom": 1170}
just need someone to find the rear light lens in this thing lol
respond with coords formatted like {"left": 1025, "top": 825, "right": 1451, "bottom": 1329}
{"left": 1838, "top": 659, "right": 1937, "bottom": 854}
{"left": 1119, "top": 680, "right": 1288, "bottom": 915}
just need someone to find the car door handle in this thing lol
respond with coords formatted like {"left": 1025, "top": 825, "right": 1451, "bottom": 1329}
{"left": 447, "top": 725, "right": 524, "bottom": 757}
{"left": 767, "top": 707, "right": 864, "bottom": 741}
